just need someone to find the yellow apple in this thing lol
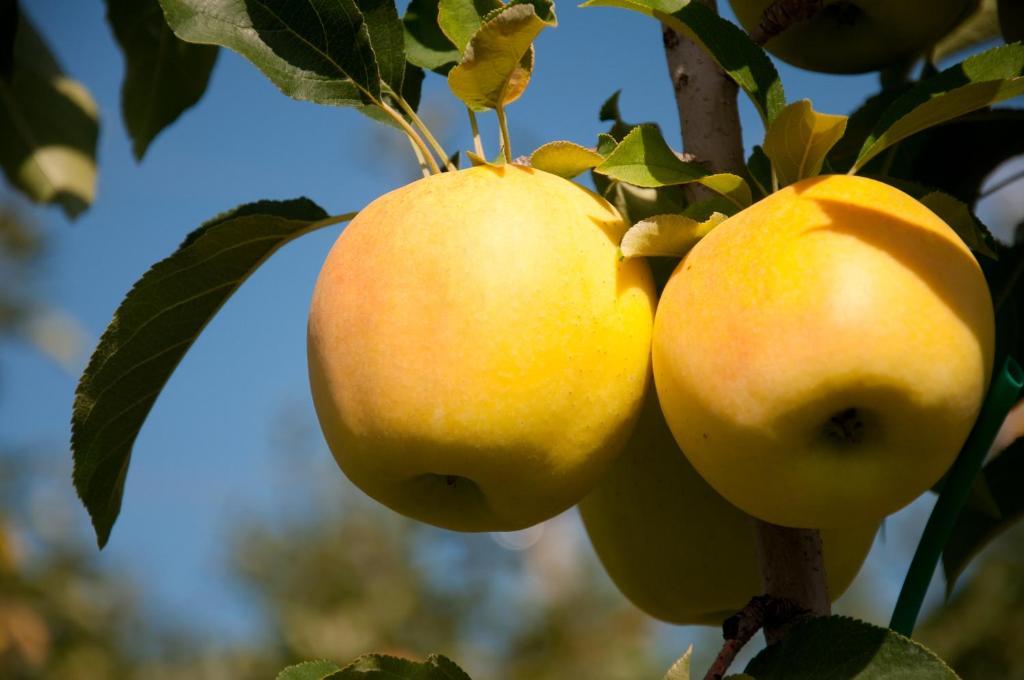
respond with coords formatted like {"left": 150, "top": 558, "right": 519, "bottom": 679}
{"left": 307, "top": 164, "right": 656, "bottom": 532}
{"left": 729, "top": 0, "right": 975, "bottom": 74}
{"left": 579, "top": 389, "right": 878, "bottom": 625}
{"left": 653, "top": 175, "right": 994, "bottom": 529}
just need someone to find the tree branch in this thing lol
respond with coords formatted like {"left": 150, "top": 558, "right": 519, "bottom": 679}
{"left": 660, "top": 0, "right": 831, "bottom": 656}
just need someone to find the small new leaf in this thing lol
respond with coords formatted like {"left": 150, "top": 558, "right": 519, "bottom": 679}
{"left": 0, "top": 16, "right": 98, "bottom": 219}
{"left": 620, "top": 212, "right": 725, "bottom": 258}
{"left": 853, "top": 43, "right": 1024, "bottom": 172}
{"left": 71, "top": 199, "right": 351, "bottom": 547}
{"left": 530, "top": 141, "right": 604, "bottom": 178}
{"left": 663, "top": 645, "right": 693, "bottom": 680}
{"left": 745, "top": 616, "right": 959, "bottom": 679}
{"left": 763, "top": 99, "right": 847, "bottom": 187}
{"left": 106, "top": 0, "right": 219, "bottom": 160}
{"left": 596, "top": 125, "right": 751, "bottom": 207}
{"left": 920, "top": 191, "right": 997, "bottom": 260}
{"left": 277, "top": 660, "right": 343, "bottom": 680}
{"left": 447, "top": 2, "right": 556, "bottom": 111}
{"left": 336, "top": 653, "right": 472, "bottom": 679}
{"left": 581, "top": 0, "right": 784, "bottom": 124}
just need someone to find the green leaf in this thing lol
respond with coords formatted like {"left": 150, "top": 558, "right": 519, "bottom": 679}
{"left": 934, "top": 0, "right": 1000, "bottom": 62}
{"left": 355, "top": 0, "right": 408, "bottom": 96}
{"left": 529, "top": 140, "right": 604, "bottom": 178}
{"left": 746, "top": 145, "right": 771, "bottom": 198}
{"left": 277, "top": 660, "right": 343, "bottom": 680}
{"left": 0, "top": 16, "right": 98, "bottom": 219}
{"left": 943, "top": 430, "right": 1024, "bottom": 591}
{"left": 620, "top": 211, "right": 726, "bottom": 258}
{"left": 999, "top": 0, "right": 1024, "bottom": 42}
{"left": 106, "top": 0, "right": 219, "bottom": 160}
{"left": 438, "top": 0, "right": 503, "bottom": 53}
{"left": 581, "top": 0, "right": 784, "bottom": 125}
{"left": 71, "top": 198, "right": 350, "bottom": 548}
{"left": 762, "top": 99, "right": 847, "bottom": 188}
{"left": 159, "top": 0, "right": 386, "bottom": 105}
{"left": 853, "top": 43, "right": 1024, "bottom": 173}
{"left": 745, "top": 616, "right": 960, "bottom": 679}
{"left": 336, "top": 653, "right": 472, "bottom": 679}
{"left": 920, "top": 191, "right": 998, "bottom": 260}
{"left": 826, "top": 88, "right": 908, "bottom": 173}
{"left": 404, "top": 0, "right": 461, "bottom": 74}
{"left": 447, "top": 2, "right": 555, "bottom": 111}
{"left": 663, "top": 645, "right": 692, "bottom": 680}
{"left": 595, "top": 125, "right": 751, "bottom": 208}
{"left": 596, "top": 132, "right": 618, "bottom": 157}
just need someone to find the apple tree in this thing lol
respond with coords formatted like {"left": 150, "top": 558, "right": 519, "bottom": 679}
{"left": 4, "top": 0, "right": 1024, "bottom": 676}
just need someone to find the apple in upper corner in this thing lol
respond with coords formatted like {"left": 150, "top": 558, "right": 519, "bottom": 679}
{"left": 578, "top": 389, "right": 878, "bottom": 625}
{"left": 729, "top": 0, "right": 976, "bottom": 74}
{"left": 307, "top": 164, "right": 656, "bottom": 532}
{"left": 652, "top": 174, "right": 994, "bottom": 529}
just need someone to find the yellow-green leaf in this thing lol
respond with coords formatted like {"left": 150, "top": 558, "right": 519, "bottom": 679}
{"left": 620, "top": 211, "right": 726, "bottom": 258}
{"left": 763, "top": 99, "right": 847, "bottom": 188}
{"left": 529, "top": 141, "right": 603, "bottom": 178}
{"left": 447, "top": 3, "right": 556, "bottom": 111}
{"left": 438, "top": 0, "right": 502, "bottom": 53}
{"left": 663, "top": 645, "right": 693, "bottom": 680}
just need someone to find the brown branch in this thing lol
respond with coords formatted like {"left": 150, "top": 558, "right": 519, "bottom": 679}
{"left": 748, "top": 0, "right": 824, "bottom": 46}
{"left": 755, "top": 522, "right": 831, "bottom": 643}
{"left": 703, "top": 595, "right": 810, "bottom": 680}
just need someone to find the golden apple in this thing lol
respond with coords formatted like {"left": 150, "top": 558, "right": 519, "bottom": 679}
{"left": 308, "top": 164, "right": 656, "bottom": 532}
{"left": 579, "top": 391, "right": 877, "bottom": 625}
{"left": 653, "top": 175, "right": 994, "bottom": 529}
{"left": 729, "top": 0, "right": 975, "bottom": 74}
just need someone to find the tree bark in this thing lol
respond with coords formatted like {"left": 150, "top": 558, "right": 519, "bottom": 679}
{"left": 660, "top": 0, "right": 830, "bottom": 647}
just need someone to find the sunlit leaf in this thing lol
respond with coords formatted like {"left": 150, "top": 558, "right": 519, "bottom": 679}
{"left": 447, "top": 2, "right": 555, "bottom": 111}
{"left": 337, "top": 653, "right": 472, "bottom": 679}
{"left": 71, "top": 198, "right": 351, "bottom": 547}
{"left": 595, "top": 125, "right": 751, "bottom": 207}
{"left": 763, "top": 99, "right": 847, "bottom": 187}
{"left": 663, "top": 645, "right": 692, "bottom": 680}
{"left": 277, "top": 660, "right": 342, "bottom": 680}
{"left": 106, "top": 0, "right": 219, "bottom": 160}
{"left": 745, "top": 616, "right": 959, "bottom": 679}
{"left": 529, "top": 141, "right": 603, "bottom": 178}
{"left": 853, "top": 43, "right": 1024, "bottom": 172}
{"left": 0, "top": 16, "right": 98, "bottom": 219}
{"left": 581, "top": 0, "right": 784, "bottom": 124}
{"left": 620, "top": 211, "right": 726, "bottom": 258}
{"left": 438, "top": 0, "right": 502, "bottom": 52}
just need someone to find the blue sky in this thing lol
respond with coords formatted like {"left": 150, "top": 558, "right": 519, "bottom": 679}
{"left": 3, "top": 0, "right": 1011, "bottom": 657}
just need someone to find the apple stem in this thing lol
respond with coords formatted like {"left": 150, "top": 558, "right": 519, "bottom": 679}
{"left": 468, "top": 108, "right": 486, "bottom": 159}
{"left": 380, "top": 101, "right": 441, "bottom": 175}
{"left": 496, "top": 104, "right": 513, "bottom": 164}
{"left": 391, "top": 93, "right": 456, "bottom": 172}
{"left": 661, "top": 0, "right": 831, "bottom": 660}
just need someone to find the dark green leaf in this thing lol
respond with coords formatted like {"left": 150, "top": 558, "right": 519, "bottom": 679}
{"left": 595, "top": 125, "right": 751, "bottom": 207}
{"left": 403, "top": 0, "right": 460, "bottom": 74}
{"left": 159, "top": 0, "right": 384, "bottom": 104}
{"left": 277, "top": 660, "right": 343, "bottom": 680}
{"left": 853, "top": 43, "right": 1024, "bottom": 172}
{"left": 934, "top": 0, "right": 1000, "bottom": 62}
{"left": 883, "top": 108, "right": 1024, "bottom": 206}
{"left": 598, "top": 90, "right": 656, "bottom": 141}
{"left": 355, "top": 0, "right": 407, "bottom": 95}
{"left": 337, "top": 653, "right": 472, "bottom": 679}
{"left": 943, "top": 435, "right": 1024, "bottom": 592}
{"left": 447, "top": 2, "right": 555, "bottom": 111}
{"left": 826, "top": 88, "right": 908, "bottom": 173}
{"left": 581, "top": 0, "right": 784, "bottom": 125}
{"left": 72, "top": 198, "right": 350, "bottom": 547}
{"left": 0, "top": 16, "right": 98, "bottom": 219}
{"left": 745, "top": 616, "right": 959, "bottom": 679}
{"left": 438, "top": 0, "right": 502, "bottom": 52}
{"left": 746, "top": 145, "right": 771, "bottom": 198}
{"left": 106, "top": 0, "right": 219, "bottom": 160}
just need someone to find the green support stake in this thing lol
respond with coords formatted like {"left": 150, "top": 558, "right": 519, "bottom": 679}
{"left": 890, "top": 356, "right": 1024, "bottom": 636}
